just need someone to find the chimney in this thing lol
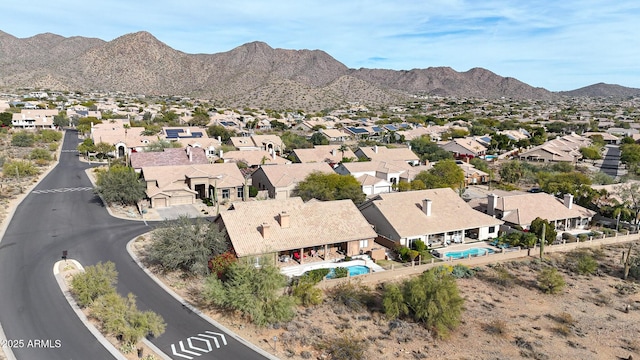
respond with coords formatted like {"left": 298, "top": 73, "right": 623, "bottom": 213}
{"left": 564, "top": 193, "right": 573, "bottom": 209}
{"left": 331, "top": 149, "right": 336, "bottom": 156}
{"left": 374, "top": 145, "right": 379, "bottom": 153}
{"left": 219, "top": 149, "right": 224, "bottom": 158}
{"left": 186, "top": 128, "right": 191, "bottom": 135}
{"left": 272, "top": 151, "right": 276, "bottom": 160}
{"left": 422, "top": 199, "right": 432, "bottom": 216}
{"left": 487, "top": 193, "right": 498, "bottom": 216}
{"left": 260, "top": 222, "right": 270, "bottom": 239}
{"left": 279, "top": 211, "right": 290, "bottom": 228}
{"left": 188, "top": 150, "right": 193, "bottom": 162}
{"left": 217, "top": 136, "right": 222, "bottom": 142}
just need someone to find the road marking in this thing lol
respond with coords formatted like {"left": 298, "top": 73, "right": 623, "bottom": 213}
{"left": 170, "top": 331, "right": 227, "bottom": 359}
{"left": 60, "top": 149, "right": 79, "bottom": 152}
{"left": 31, "top": 187, "right": 93, "bottom": 194}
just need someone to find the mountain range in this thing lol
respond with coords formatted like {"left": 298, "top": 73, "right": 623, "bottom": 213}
{"left": 2, "top": 30, "right": 640, "bottom": 110}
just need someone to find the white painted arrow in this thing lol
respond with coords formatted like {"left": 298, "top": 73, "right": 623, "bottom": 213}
{"left": 188, "top": 337, "right": 213, "bottom": 352}
{"left": 171, "top": 343, "right": 193, "bottom": 360}
{"left": 199, "top": 331, "right": 228, "bottom": 348}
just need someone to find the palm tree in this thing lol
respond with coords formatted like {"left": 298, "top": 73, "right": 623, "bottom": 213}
{"left": 338, "top": 144, "right": 349, "bottom": 161}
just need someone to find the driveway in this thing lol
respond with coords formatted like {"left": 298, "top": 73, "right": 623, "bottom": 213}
{"left": 155, "top": 204, "right": 206, "bottom": 220}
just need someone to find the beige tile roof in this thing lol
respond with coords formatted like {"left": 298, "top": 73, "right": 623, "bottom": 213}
{"left": 442, "top": 137, "right": 488, "bottom": 154}
{"left": 142, "top": 163, "right": 245, "bottom": 195}
{"left": 221, "top": 197, "right": 378, "bottom": 257}
{"left": 358, "top": 146, "right": 419, "bottom": 163}
{"left": 362, "top": 188, "right": 502, "bottom": 238}
{"left": 229, "top": 134, "right": 285, "bottom": 150}
{"left": 12, "top": 109, "right": 58, "bottom": 126}
{"left": 91, "top": 123, "right": 156, "bottom": 148}
{"left": 254, "top": 163, "right": 334, "bottom": 188}
{"left": 222, "top": 150, "right": 291, "bottom": 167}
{"left": 292, "top": 145, "right": 356, "bottom": 163}
{"left": 320, "top": 128, "right": 347, "bottom": 139}
{"left": 493, "top": 192, "right": 596, "bottom": 226}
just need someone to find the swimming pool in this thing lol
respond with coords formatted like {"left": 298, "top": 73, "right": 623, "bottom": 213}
{"left": 443, "top": 247, "right": 494, "bottom": 260}
{"left": 326, "top": 265, "right": 371, "bottom": 279}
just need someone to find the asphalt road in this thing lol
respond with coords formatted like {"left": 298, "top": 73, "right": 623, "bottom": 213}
{"left": 0, "top": 130, "right": 269, "bottom": 360}
{"left": 599, "top": 144, "right": 621, "bottom": 177}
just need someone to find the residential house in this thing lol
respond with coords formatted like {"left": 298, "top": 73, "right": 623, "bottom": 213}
{"left": 439, "top": 137, "right": 487, "bottom": 159}
{"left": 358, "top": 188, "right": 503, "bottom": 248}
{"left": 11, "top": 109, "right": 58, "bottom": 129}
{"left": 354, "top": 145, "right": 420, "bottom": 165}
{"left": 518, "top": 133, "right": 591, "bottom": 163}
{"left": 229, "top": 134, "right": 285, "bottom": 155}
{"left": 291, "top": 145, "right": 356, "bottom": 165}
{"left": 160, "top": 126, "right": 222, "bottom": 159}
{"left": 582, "top": 132, "right": 620, "bottom": 145}
{"left": 90, "top": 121, "right": 156, "bottom": 158}
{"left": 458, "top": 162, "right": 489, "bottom": 186}
{"left": 251, "top": 163, "right": 335, "bottom": 199}
{"left": 319, "top": 128, "right": 349, "bottom": 142}
{"left": 220, "top": 150, "right": 291, "bottom": 167}
{"left": 217, "top": 197, "right": 378, "bottom": 263}
{"left": 469, "top": 192, "right": 596, "bottom": 232}
{"left": 130, "top": 146, "right": 209, "bottom": 172}
{"left": 335, "top": 160, "right": 432, "bottom": 195}
{"left": 141, "top": 163, "right": 245, "bottom": 208}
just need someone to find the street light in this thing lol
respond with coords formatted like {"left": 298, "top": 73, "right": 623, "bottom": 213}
{"left": 273, "top": 336, "right": 278, "bottom": 352}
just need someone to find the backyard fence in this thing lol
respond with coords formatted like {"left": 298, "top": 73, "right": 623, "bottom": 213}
{"left": 316, "top": 231, "right": 640, "bottom": 289}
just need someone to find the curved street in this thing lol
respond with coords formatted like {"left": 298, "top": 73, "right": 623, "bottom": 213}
{"left": 0, "top": 130, "right": 269, "bottom": 360}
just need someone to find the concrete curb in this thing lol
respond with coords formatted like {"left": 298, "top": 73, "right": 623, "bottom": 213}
{"left": 53, "top": 259, "right": 173, "bottom": 360}
{"left": 126, "top": 238, "right": 281, "bottom": 360}
{"left": 52, "top": 260, "right": 128, "bottom": 360}
{"left": 0, "top": 132, "right": 66, "bottom": 360}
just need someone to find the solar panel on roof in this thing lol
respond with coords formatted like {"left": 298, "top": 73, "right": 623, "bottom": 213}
{"left": 347, "top": 127, "right": 369, "bottom": 134}
{"left": 372, "top": 126, "right": 383, "bottom": 132}
{"left": 192, "top": 132, "right": 203, "bottom": 137}
{"left": 166, "top": 129, "right": 181, "bottom": 139}
{"left": 384, "top": 124, "right": 398, "bottom": 131}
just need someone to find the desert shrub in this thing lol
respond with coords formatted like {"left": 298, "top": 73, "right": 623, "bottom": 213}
{"left": 48, "top": 143, "right": 58, "bottom": 152}
{"left": 413, "top": 239, "right": 427, "bottom": 252}
{"left": 575, "top": 254, "right": 598, "bottom": 275}
{"left": 292, "top": 282, "right": 323, "bottom": 307}
{"left": 555, "top": 312, "right": 575, "bottom": 325}
{"left": 553, "top": 324, "right": 571, "bottom": 336}
{"left": 3, "top": 160, "right": 39, "bottom": 178}
{"left": 70, "top": 261, "right": 118, "bottom": 307}
{"left": 537, "top": 268, "right": 565, "bottom": 294}
{"left": 203, "top": 261, "right": 296, "bottom": 326}
{"left": 382, "top": 267, "right": 464, "bottom": 338}
{"left": 481, "top": 264, "right": 516, "bottom": 288}
{"left": 334, "top": 267, "right": 348, "bottom": 278}
{"left": 319, "top": 333, "right": 368, "bottom": 360}
{"left": 37, "top": 129, "right": 62, "bottom": 143}
{"left": 11, "top": 131, "right": 34, "bottom": 147}
{"left": 299, "top": 268, "right": 330, "bottom": 284}
{"left": 329, "top": 281, "right": 371, "bottom": 311}
{"left": 562, "top": 232, "right": 577, "bottom": 243}
{"left": 578, "top": 233, "right": 588, "bottom": 242}
{"left": 451, "top": 264, "right": 475, "bottom": 278}
{"left": 482, "top": 319, "right": 508, "bottom": 336}
{"left": 149, "top": 216, "right": 230, "bottom": 276}
{"left": 29, "top": 148, "right": 52, "bottom": 161}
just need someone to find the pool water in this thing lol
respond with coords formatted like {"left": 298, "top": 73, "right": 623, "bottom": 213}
{"left": 443, "top": 247, "right": 494, "bottom": 260}
{"left": 326, "top": 265, "right": 371, "bottom": 279}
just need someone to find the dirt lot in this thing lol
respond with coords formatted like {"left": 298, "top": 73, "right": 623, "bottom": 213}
{"left": 131, "top": 237, "right": 640, "bottom": 360}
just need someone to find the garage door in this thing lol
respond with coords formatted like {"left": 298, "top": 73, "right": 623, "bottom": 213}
{"left": 154, "top": 197, "right": 167, "bottom": 208}
{"left": 170, "top": 195, "right": 194, "bottom": 206}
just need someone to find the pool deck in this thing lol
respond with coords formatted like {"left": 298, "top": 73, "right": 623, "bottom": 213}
{"left": 431, "top": 241, "right": 500, "bottom": 259}
{"left": 280, "top": 257, "right": 385, "bottom": 278}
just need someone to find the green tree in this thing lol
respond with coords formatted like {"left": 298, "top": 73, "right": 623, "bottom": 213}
{"left": 619, "top": 182, "right": 640, "bottom": 225}
{"left": 207, "top": 125, "right": 236, "bottom": 142}
{"left": 621, "top": 143, "right": 640, "bottom": 165}
{"left": 310, "top": 132, "right": 329, "bottom": 145}
{"left": 280, "top": 131, "right": 313, "bottom": 149}
{"left": 295, "top": 171, "right": 365, "bottom": 204}
{"left": 11, "top": 131, "right": 35, "bottom": 147}
{"left": 579, "top": 146, "right": 602, "bottom": 160}
{"left": 95, "top": 165, "right": 146, "bottom": 206}
{"left": 94, "top": 142, "right": 116, "bottom": 159}
{"left": 77, "top": 138, "right": 96, "bottom": 155}
{"left": 70, "top": 261, "right": 118, "bottom": 307}
{"left": 0, "top": 112, "right": 12, "bottom": 127}
{"left": 189, "top": 112, "right": 210, "bottom": 127}
{"left": 409, "top": 135, "right": 452, "bottom": 162}
{"left": 203, "top": 261, "right": 296, "bottom": 326}
{"left": 499, "top": 160, "right": 525, "bottom": 184}
{"left": 414, "top": 159, "right": 464, "bottom": 190}
{"left": 145, "top": 139, "right": 181, "bottom": 152}
{"left": 149, "top": 216, "right": 230, "bottom": 276}
{"left": 530, "top": 217, "right": 557, "bottom": 245}
{"left": 53, "top": 111, "right": 70, "bottom": 127}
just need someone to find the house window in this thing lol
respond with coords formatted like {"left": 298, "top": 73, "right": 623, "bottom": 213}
{"left": 489, "top": 226, "right": 495, "bottom": 233}
{"left": 222, "top": 189, "right": 230, "bottom": 199}
{"left": 359, "top": 239, "right": 369, "bottom": 248}
{"left": 237, "top": 186, "right": 244, "bottom": 199}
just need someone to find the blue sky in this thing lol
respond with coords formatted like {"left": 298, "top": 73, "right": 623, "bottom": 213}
{"left": 3, "top": 0, "right": 640, "bottom": 91}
